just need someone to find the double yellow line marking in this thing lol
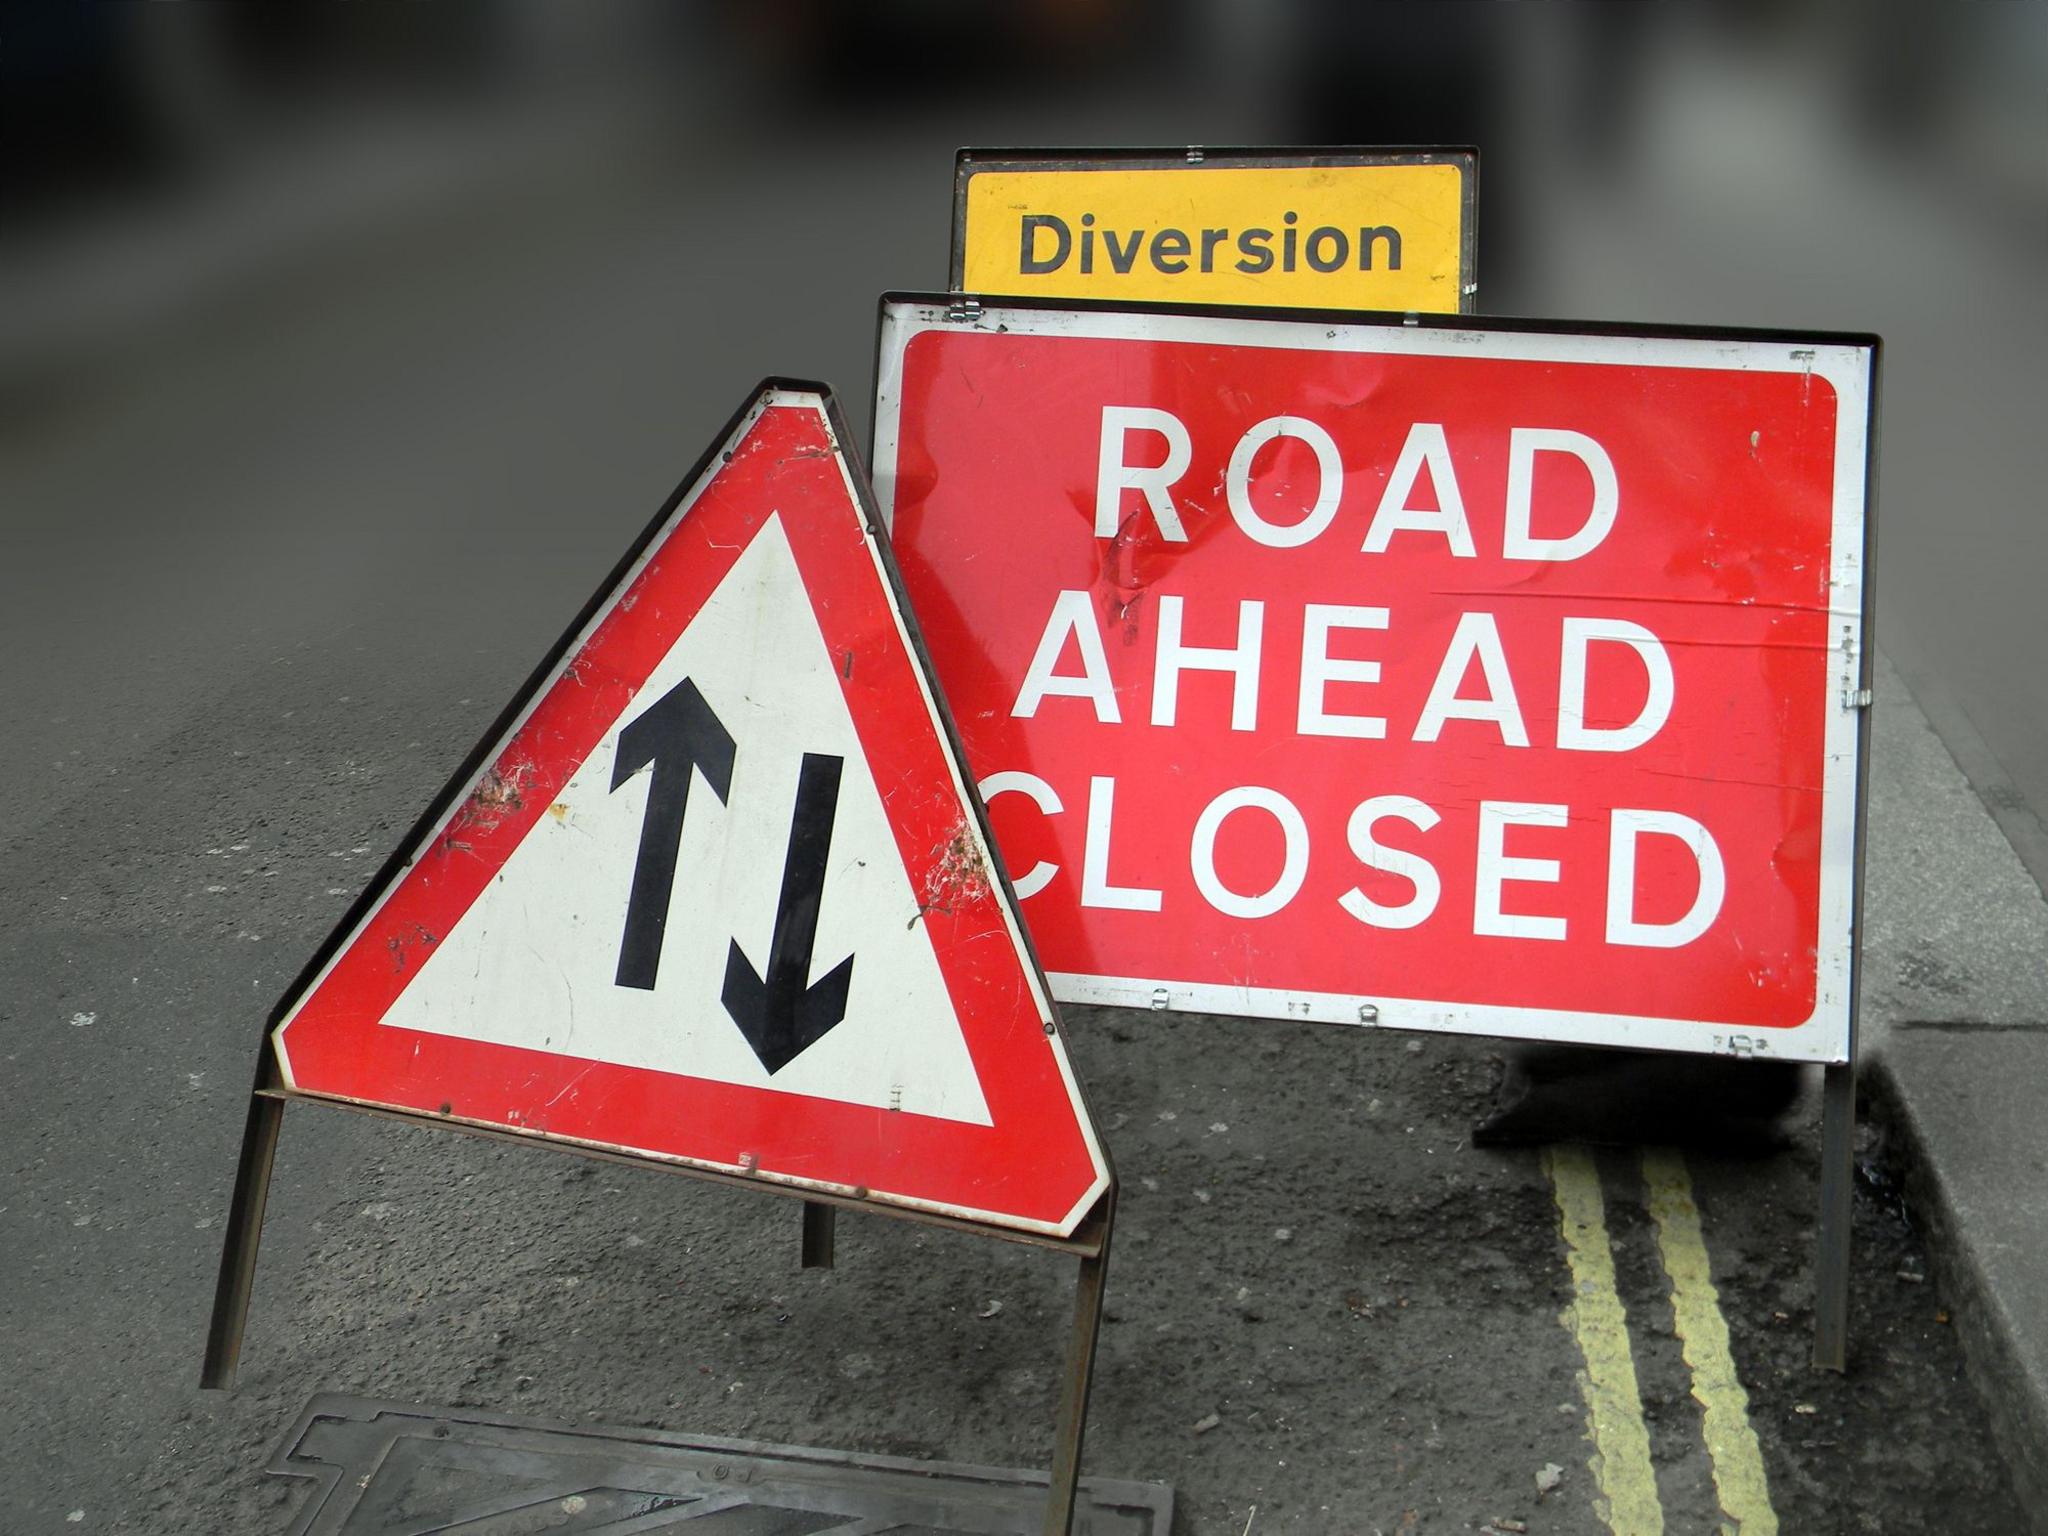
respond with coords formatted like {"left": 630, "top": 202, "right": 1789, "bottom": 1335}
{"left": 1547, "top": 1146, "right": 1668, "bottom": 1535}
{"left": 1546, "top": 1145, "right": 1777, "bottom": 1536}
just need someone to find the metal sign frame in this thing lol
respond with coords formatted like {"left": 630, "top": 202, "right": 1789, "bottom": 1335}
{"left": 203, "top": 380, "right": 1118, "bottom": 1535}
{"left": 871, "top": 294, "right": 1881, "bottom": 1366}
{"left": 950, "top": 145, "right": 1479, "bottom": 313}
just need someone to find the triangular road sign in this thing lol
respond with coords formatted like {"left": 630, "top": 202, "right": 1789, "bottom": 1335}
{"left": 272, "top": 384, "right": 1109, "bottom": 1236}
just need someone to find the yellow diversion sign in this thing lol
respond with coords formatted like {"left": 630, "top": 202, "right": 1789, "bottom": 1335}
{"left": 953, "top": 148, "right": 1476, "bottom": 314}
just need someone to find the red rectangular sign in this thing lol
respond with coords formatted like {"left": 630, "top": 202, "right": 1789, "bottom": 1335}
{"left": 874, "top": 300, "right": 1876, "bottom": 1062}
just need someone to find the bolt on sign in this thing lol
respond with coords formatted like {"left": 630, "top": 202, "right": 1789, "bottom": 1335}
{"left": 264, "top": 384, "right": 1107, "bottom": 1235}
{"left": 874, "top": 298, "right": 1878, "bottom": 1063}
{"left": 953, "top": 148, "right": 1476, "bottom": 314}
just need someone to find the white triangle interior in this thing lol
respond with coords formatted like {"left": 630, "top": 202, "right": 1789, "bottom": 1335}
{"left": 380, "top": 513, "right": 994, "bottom": 1126}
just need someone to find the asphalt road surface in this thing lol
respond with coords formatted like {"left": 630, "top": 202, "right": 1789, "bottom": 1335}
{"left": 4, "top": 44, "right": 2042, "bottom": 1536}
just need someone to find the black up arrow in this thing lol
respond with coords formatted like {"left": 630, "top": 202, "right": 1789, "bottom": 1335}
{"left": 610, "top": 678, "right": 736, "bottom": 990}
{"left": 722, "top": 752, "right": 854, "bottom": 1074}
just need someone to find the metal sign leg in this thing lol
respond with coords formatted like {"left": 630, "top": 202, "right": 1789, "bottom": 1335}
{"left": 1043, "top": 1195, "right": 1114, "bottom": 1536}
{"left": 801, "top": 1201, "right": 837, "bottom": 1269}
{"left": 1812, "top": 1060, "right": 1856, "bottom": 1371}
{"left": 202, "top": 1092, "right": 287, "bottom": 1390}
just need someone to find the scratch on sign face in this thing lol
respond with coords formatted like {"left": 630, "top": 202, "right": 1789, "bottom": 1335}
{"left": 909, "top": 821, "right": 991, "bottom": 929}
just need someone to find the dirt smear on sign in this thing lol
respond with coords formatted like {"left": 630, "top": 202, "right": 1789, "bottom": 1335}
{"left": 909, "top": 821, "right": 991, "bottom": 928}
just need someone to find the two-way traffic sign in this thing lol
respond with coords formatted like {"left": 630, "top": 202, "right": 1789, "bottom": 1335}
{"left": 270, "top": 384, "right": 1108, "bottom": 1237}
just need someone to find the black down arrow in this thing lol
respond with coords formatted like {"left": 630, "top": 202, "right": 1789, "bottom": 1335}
{"left": 722, "top": 752, "right": 855, "bottom": 1074}
{"left": 610, "top": 677, "right": 736, "bottom": 990}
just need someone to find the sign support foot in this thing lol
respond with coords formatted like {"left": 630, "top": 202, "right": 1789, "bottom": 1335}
{"left": 801, "top": 1201, "right": 837, "bottom": 1269}
{"left": 1812, "top": 1060, "right": 1855, "bottom": 1371}
{"left": 202, "top": 1090, "right": 286, "bottom": 1390}
{"left": 1043, "top": 1192, "right": 1115, "bottom": 1536}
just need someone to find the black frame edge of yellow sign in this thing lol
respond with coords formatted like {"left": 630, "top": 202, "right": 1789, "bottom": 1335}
{"left": 950, "top": 145, "right": 1479, "bottom": 316}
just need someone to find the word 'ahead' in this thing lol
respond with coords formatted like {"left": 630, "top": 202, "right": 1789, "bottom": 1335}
{"left": 272, "top": 383, "right": 1108, "bottom": 1236}
{"left": 875, "top": 300, "right": 1875, "bottom": 1062}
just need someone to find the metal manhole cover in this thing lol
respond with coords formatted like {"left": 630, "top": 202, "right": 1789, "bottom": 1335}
{"left": 268, "top": 1394, "right": 1171, "bottom": 1534}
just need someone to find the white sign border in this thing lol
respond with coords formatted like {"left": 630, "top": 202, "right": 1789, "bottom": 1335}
{"left": 873, "top": 299, "right": 1875, "bottom": 1066}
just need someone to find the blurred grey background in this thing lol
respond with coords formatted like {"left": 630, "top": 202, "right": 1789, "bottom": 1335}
{"left": 3, "top": 3, "right": 2043, "bottom": 883}
{"left": 2, "top": 6, "right": 2045, "bottom": 1528}
{"left": 5, "top": 2, "right": 2045, "bottom": 896}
